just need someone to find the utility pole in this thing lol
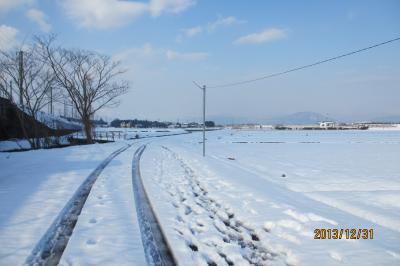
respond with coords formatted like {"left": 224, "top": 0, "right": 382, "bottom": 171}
{"left": 202, "top": 85, "right": 206, "bottom": 157}
{"left": 18, "top": 51, "right": 23, "bottom": 106}
{"left": 64, "top": 99, "right": 67, "bottom": 117}
{"left": 50, "top": 87, "right": 53, "bottom": 115}
{"left": 193, "top": 81, "right": 206, "bottom": 157}
{"left": 9, "top": 80, "right": 12, "bottom": 101}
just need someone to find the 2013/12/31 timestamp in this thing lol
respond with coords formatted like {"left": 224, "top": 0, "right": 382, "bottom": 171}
{"left": 314, "top": 228, "right": 374, "bottom": 240}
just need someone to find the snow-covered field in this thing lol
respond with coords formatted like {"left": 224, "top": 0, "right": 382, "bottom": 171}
{"left": 141, "top": 130, "right": 400, "bottom": 265}
{"left": 1, "top": 129, "right": 399, "bottom": 265}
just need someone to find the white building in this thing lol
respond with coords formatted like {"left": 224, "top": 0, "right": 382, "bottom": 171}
{"left": 120, "top": 121, "right": 132, "bottom": 128}
{"left": 319, "top": 121, "right": 335, "bottom": 129}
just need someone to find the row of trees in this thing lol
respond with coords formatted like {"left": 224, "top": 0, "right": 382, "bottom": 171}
{"left": 110, "top": 119, "right": 216, "bottom": 128}
{"left": 110, "top": 119, "right": 171, "bottom": 128}
{"left": 0, "top": 35, "right": 129, "bottom": 147}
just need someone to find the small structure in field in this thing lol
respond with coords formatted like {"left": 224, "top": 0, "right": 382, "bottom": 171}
{"left": 120, "top": 121, "right": 132, "bottom": 128}
{"left": 319, "top": 121, "right": 335, "bottom": 129}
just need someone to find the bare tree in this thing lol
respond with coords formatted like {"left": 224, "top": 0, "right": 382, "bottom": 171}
{"left": 0, "top": 67, "right": 10, "bottom": 98}
{"left": 38, "top": 37, "right": 129, "bottom": 143}
{"left": 0, "top": 44, "right": 58, "bottom": 148}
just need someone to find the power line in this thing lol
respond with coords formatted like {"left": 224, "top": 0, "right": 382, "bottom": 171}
{"left": 208, "top": 37, "right": 400, "bottom": 88}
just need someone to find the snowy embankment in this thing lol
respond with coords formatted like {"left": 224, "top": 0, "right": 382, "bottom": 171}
{"left": 0, "top": 136, "right": 71, "bottom": 152}
{"left": 0, "top": 141, "right": 130, "bottom": 265}
{"left": 19, "top": 105, "right": 82, "bottom": 130}
{"left": 0, "top": 107, "right": 81, "bottom": 151}
{"left": 0, "top": 139, "right": 36, "bottom": 151}
{"left": 139, "top": 130, "right": 400, "bottom": 265}
{"left": 36, "top": 111, "right": 81, "bottom": 130}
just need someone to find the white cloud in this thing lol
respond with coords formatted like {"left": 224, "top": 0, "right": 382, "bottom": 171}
{"left": 234, "top": 28, "right": 286, "bottom": 45}
{"left": 177, "top": 16, "right": 244, "bottom": 41}
{"left": 166, "top": 50, "right": 208, "bottom": 61}
{"left": 0, "top": 24, "right": 18, "bottom": 51}
{"left": 182, "top": 26, "right": 202, "bottom": 37}
{"left": 62, "top": 0, "right": 148, "bottom": 29}
{"left": 113, "top": 43, "right": 158, "bottom": 61}
{"left": 61, "top": 0, "right": 195, "bottom": 29}
{"left": 114, "top": 44, "right": 208, "bottom": 63}
{"left": 176, "top": 26, "right": 202, "bottom": 42}
{"left": 26, "top": 8, "right": 51, "bottom": 32}
{"left": 0, "top": 0, "right": 32, "bottom": 13}
{"left": 208, "top": 16, "right": 246, "bottom": 31}
{"left": 148, "top": 0, "right": 195, "bottom": 17}
{"left": 131, "top": 43, "right": 157, "bottom": 56}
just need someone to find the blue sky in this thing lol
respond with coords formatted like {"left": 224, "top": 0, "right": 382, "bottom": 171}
{"left": 1, "top": 0, "right": 399, "bottom": 122}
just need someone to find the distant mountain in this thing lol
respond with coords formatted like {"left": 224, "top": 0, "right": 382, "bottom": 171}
{"left": 262, "top": 112, "right": 335, "bottom": 125}
{"left": 187, "top": 112, "right": 336, "bottom": 125}
{"left": 205, "top": 115, "right": 253, "bottom": 125}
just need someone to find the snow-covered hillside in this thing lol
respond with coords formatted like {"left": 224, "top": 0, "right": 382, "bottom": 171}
{"left": 15, "top": 104, "right": 82, "bottom": 130}
{"left": 34, "top": 110, "right": 82, "bottom": 130}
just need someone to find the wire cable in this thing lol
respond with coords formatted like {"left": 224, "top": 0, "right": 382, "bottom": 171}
{"left": 208, "top": 37, "right": 400, "bottom": 88}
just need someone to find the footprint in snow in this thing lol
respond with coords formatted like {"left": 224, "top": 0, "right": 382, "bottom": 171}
{"left": 86, "top": 239, "right": 97, "bottom": 245}
{"left": 89, "top": 218, "right": 97, "bottom": 224}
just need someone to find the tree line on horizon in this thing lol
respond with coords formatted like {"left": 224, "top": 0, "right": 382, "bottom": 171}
{"left": 110, "top": 119, "right": 216, "bottom": 128}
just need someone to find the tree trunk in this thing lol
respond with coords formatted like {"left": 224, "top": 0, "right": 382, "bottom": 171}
{"left": 83, "top": 116, "right": 93, "bottom": 144}
{"left": 32, "top": 116, "right": 40, "bottom": 149}
{"left": 14, "top": 107, "right": 35, "bottom": 149}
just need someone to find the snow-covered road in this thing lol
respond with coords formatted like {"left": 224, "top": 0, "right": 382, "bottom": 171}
{"left": 28, "top": 144, "right": 133, "bottom": 265}
{"left": 59, "top": 142, "right": 148, "bottom": 265}
{"left": 0, "top": 141, "right": 134, "bottom": 264}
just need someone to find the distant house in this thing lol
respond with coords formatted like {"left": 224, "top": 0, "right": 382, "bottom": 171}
{"left": 188, "top": 122, "right": 200, "bottom": 128}
{"left": 93, "top": 118, "right": 108, "bottom": 127}
{"left": 121, "top": 121, "right": 132, "bottom": 128}
{"left": 319, "top": 121, "right": 335, "bottom": 129}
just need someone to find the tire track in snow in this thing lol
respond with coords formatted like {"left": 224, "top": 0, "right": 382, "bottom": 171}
{"left": 132, "top": 144, "right": 177, "bottom": 266}
{"left": 26, "top": 143, "right": 132, "bottom": 266}
{"left": 160, "top": 146, "right": 282, "bottom": 266}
